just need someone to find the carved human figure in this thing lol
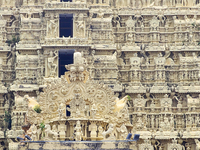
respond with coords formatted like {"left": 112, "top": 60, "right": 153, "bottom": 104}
{"left": 47, "top": 19, "right": 58, "bottom": 38}
{"left": 98, "top": 126, "right": 103, "bottom": 138}
{"left": 44, "top": 124, "right": 51, "bottom": 138}
{"left": 91, "top": 104, "right": 97, "bottom": 119}
{"left": 31, "top": 124, "right": 37, "bottom": 141}
{"left": 76, "top": 14, "right": 85, "bottom": 38}
{"left": 89, "top": 122, "right": 97, "bottom": 138}
{"left": 74, "top": 120, "right": 83, "bottom": 141}
{"left": 48, "top": 51, "right": 58, "bottom": 77}
{"left": 117, "top": 124, "right": 128, "bottom": 140}
{"left": 52, "top": 125, "right": 58, "bottom": 141}
{"left": 57, "top": 103, "right": 64, "bottom": 119}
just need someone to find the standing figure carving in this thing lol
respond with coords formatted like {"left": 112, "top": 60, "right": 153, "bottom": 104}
{"left": 74, "top": 120, "right": 83, "bottom": 141}
{"left": 47, "top": 51, "right": 58, "bottom": 77}
{"left": 47, "top": 19, "right": 58, "bottom": 38}
{"left": 75, "top": 14, "right": 85, "bottom": 38}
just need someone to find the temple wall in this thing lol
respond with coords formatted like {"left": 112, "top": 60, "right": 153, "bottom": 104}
{"left": 0, "top": 0, "right": 200, "bottom": 149}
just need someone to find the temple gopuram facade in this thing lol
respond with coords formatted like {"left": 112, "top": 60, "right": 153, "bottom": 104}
{"left": 1, "top": 0, "right": 200, "bottom": 149}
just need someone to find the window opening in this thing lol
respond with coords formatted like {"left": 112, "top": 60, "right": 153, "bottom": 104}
{"left": 61, "top": 0, "right": 72, "bottom": 2}
{"left": 59, "top": 49, "right": 75, "bottom": 77}
{"left": 59, "top": 14, "right": 73, "bottom": 37}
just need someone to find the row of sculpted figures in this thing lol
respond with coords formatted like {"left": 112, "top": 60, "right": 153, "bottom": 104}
{"left": 104, "top": 0, "right": 200, "bottom": 7}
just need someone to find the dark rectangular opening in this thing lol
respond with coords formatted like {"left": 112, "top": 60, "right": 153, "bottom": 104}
{"left": 59, "top": 14, "right": 73, "bottom": 37}
{"left": 61, "top": 0, "right": 72, "bottom": 2}
{"left": 59, "top": 49, "right": 75, "bottom": 77}
{"left": 66, "top": 105, "right": 71, "bottom": 116}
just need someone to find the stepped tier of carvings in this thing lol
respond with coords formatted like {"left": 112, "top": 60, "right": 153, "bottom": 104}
{"left": 44, "top": 2, "right": 87, "bottom": 9}
{"left": 1, "top": 0, "right": 200, "bottom": 150}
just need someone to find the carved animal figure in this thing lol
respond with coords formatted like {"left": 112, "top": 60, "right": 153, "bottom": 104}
{"left": 44, "top": 124, "right": 57, "bottom": 139}
{"left": 24, "top": 95, "right": 39, "bottom": 109}
{"left": 113, "top": 95, "right": 128, "bottom": 112}
{"left": 186, "top": 95, "right": 200, "bottom": 107}
{"left": 102, "top": 124, "right": 114, "bottom": 140}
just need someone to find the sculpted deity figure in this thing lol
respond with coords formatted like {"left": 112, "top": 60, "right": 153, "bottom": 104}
{"left": 52, "top": 125, "right": 58, "bottom": 141}
{"left": 44, "top": 124, "right": 51, "bottom": 138}
{"left": 47, "top": 19, "right": 58, "bottom": 38}
{"left": 31, "top": 124, "right": 37, "bottom": 141}
{"left": 74, "top": 120, "right": 83, "bottom": 141}
{"left": 91, "top": 104, "right": 97, "bottom": 119}
{"left": 75, "top": 14, "right": 85, "bottom": 38}
{"left": 98, "top": 126, "right": 103, "bottom": 138}
{"left": 57, "top": 103, "right": 64, "bottom": 119}
{"left": 89, "top": 122, "right": 97, "bottom": 138}
{"left": 48, "top": 51, "right": 58, "bottom": 77}
{"left": 117, "top": 124, "right": 128, "bottom": 140}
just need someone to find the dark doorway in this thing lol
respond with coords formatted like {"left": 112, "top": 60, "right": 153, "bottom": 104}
{"left": 59, "top": 14, "right": 73, "bottom": 37}
{"left": 66, "top": 105, "right": 71, "bottom": 116}
{"left": 61, "top": 0, "right": 72, "bottom": 1}
{"left": 59, "top": 49, "right": 75, "bottom": 77}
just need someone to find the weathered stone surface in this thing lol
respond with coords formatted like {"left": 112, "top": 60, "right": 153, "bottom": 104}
{"left": 0, "top": 0, "right": 200, "bottom": 150}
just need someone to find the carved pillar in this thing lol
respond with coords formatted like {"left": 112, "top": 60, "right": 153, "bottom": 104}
{"left": 89, "top": 121, "right": 97, "bottom": 141}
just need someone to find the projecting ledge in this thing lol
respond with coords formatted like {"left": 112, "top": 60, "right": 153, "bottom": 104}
{"left": 18, "top": 140, "right": 138, "bottom": 150}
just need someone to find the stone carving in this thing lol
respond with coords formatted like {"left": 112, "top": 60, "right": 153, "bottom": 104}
{"left": 47, "top": 19, "right": 59, "bottom": 38}
{"left": 47, "top": 51, "right": 58, "bottom": 77}
{"left": 0, "top": 130, "right": 4, "bottom": 138}
{"left": 24, "top": 52, "right": 132, "bottom": 143}
{"left": 125, "top": 16, "right": 136, "bottom": 31}
{"left": 74, "top": 120, "right": 83, "bottom": 141}
{"left": 133, "top": 94, "right": 146, "bottom": 107}
{"left": 102, "top": 124, "right": 114, "bottom": 140}
{"left": 139, "top": 139, "right": 154, "bottom": 150}
{"left": 186, "top": 95, "right": 200, "bottom": 107}
{"left": 116, "top": 124, "right": 128, "bottom": 140}
{"left": 160, "top": 94, "right": 172, "bottom": 112}
{"left": 28, "top": 124, "right": 37, "bottom": 141}
{"left": 195, "top": 139, "right": 200, "bottom": 150}
{"left": 74, "top": 14, "right": 85, "bottom": 38}
{"left": 2, "top": 0, "right": 15, "bottom": 7}
{"left": 168, "top": 139, "right": 182, "bottom": 150}
{"left": 3, "top": 0, "right": 200, "bottom": 149}
{"left": 150, "top": 16, "right": 160, "bottom": 31}
{"left": 57, "top": 103, "right": 64, "bottom": 119}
